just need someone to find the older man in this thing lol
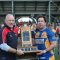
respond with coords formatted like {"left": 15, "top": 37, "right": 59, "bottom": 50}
{"left": 0, "top": 14, "right": 24, "bottom": 60}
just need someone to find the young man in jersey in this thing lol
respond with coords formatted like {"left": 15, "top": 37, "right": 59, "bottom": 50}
{"left": 0, "top": 14, "right": 24, "bottom": 60}
{"left": 32, "top": 16, "right": 57, "bottom": 60}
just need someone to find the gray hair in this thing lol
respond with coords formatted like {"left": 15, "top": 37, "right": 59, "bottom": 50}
{"left": 5, "top": 14, "right": 14, "bottom": 21}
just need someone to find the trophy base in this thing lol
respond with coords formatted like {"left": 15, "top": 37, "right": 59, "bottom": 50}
{"left": 17, "top": 46, "right": 38, "bottom": 59}
{"left": 20, "top": 46, "right": 38, "bottom": 53}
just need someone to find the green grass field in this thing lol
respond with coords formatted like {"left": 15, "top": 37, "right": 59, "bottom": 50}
{"left": 54, "top": 48, "right": 60, "bottom": 60}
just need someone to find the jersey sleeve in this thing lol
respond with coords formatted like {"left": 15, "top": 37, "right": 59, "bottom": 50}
{"left": 31, "top": 30, "right": 35, "bottom": 38}
{"left": 47, "top": 29, "right": 56, "bottom": 42}
{"left": 2, "top": 28, "right": 8, "bottom": 43}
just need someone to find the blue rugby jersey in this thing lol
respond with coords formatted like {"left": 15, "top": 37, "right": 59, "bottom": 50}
{"left": 32, "top": 28, "right": 56, "bottom": 60}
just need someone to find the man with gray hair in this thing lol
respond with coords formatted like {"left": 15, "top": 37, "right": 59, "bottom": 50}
{"left": 0, "top": 14, "right": 24, "bottom": 60}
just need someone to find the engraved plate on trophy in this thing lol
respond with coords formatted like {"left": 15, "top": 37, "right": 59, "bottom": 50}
{"left": 20, "top": 26, "right": 32, "bottom": 47}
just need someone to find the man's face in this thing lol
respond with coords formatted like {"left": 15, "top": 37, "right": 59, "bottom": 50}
{"left": 37, "top": 17, "right": 46, "bottom": 29}
{"left": 5, "top": 15, "right": 15, "bottom": 28}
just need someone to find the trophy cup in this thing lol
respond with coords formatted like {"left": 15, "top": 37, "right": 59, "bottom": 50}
{"left": 17, "top": 17, "right": 38, "bottom": 59}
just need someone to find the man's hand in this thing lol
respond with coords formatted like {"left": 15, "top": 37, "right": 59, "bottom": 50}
{"left": 16, "top": 49, "right": 24, "bottom": 55}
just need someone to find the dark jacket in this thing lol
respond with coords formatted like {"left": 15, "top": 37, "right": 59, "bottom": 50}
{"left": 0, "top": 24, "right": 18, "bottom": 60}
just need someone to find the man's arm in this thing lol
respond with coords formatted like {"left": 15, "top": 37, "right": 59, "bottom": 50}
{"left": 36, "top": 41, "right": 57, "bottom": 55}
{"left": 45, "top": 41, "right": 57, "bottom": 51}
{"left": 0, "top": 43, "right": 24, "bottom": 55}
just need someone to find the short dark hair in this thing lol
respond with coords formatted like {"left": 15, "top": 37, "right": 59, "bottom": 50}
{"left": 37, "top": 16, "right": 47, "bottom": 22}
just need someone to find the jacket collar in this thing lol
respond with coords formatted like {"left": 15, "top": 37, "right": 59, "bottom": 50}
{"left": 4, "top": 23, "right": 15, "bottom": 31}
